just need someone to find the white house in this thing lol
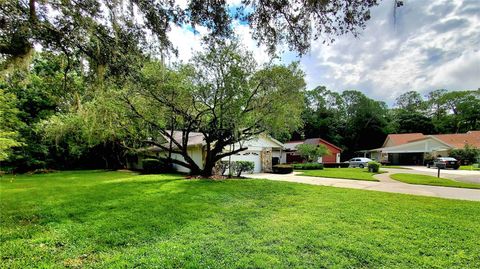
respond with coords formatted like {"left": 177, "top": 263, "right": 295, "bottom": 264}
{"left": 142, "top": 131, "right": 285, "bottom": 173}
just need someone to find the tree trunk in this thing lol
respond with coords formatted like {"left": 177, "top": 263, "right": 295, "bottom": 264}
{"left": 201, "top": 158, "right": 216, "bottom": 177}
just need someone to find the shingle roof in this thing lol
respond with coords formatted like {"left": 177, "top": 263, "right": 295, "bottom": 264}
{"left": 383, "top": 133, "right": 426, "bottom": 147}
{"left": 285, "top": 138, "right": 342, "bottom": 151}
{"left": 383, "top": 131, "right": 480, "bottom": 149}
{"left": 163, "top": 131, "right": 205, "bottom": 147}
{"left": 433, "top": 131, "right": 480, "bottom": 148}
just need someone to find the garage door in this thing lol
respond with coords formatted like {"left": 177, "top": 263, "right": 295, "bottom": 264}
{"left": 229, "top": 151, "right": 262, "bottom": 173}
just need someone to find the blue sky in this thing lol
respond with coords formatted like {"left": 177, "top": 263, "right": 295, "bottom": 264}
{"left": 169, "top": 0, "right": 480, "bottom": 105}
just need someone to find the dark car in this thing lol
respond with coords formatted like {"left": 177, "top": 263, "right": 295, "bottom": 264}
{"left": 427, "top": 157, "right": 460, "bottom": 169}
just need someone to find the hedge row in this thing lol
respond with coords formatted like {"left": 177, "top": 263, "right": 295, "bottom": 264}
{"left": 272, "top": 164, "right": 293, "bottom": 174}
{"left": 292, "top": 163, "right": 324, "bottom": 170}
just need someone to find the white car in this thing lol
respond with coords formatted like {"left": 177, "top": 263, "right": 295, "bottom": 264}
{"left": 347, "top": 157, "right": 373, "bottom": 168}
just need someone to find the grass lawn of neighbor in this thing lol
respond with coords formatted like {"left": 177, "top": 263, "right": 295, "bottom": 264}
{"left": 390, "top": 173, "right": 480, "bottom": 189}
{"left": 1, "top": 170, "right": 479, "bottom": 268}
{"left": 382, "top": 165, "right": 412, "bottom": 170}
{"left": 298, "top": 168, "right": 383, "bottom": 181}
{"left": 459, "top": 165, "right": 480, "bottom": 171}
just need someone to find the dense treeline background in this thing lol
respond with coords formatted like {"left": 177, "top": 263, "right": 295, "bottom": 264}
{"left": 298, "top": 86, "right": 480, "bottom": 159}
{"left": 1, "top": 52, "right": 479, "bottom": 172}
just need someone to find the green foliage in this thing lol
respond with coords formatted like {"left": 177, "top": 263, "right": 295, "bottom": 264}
{"left": 272, "top": 164, "right": 293, "bottom": 174}
{"left": 323, "top": 163, "right": 350, "bottom": 168}
{"left": 0, "top": 89, "right": 23, "bottom": 161}
{"left": 293, "top": 163, "right": 324, "bottom": 170}
{"left": 449, "top": 145, "right": 480, "bottom": 165}
{"left": 367, "top": 161, "right": 381, "bottom": 173}
{"left": 122, "top": 42, "right": 305, "bottom": 176}
{"left": 231, "top": 161, "right": 255, "bottom": 177}
{"left": 295, "top": 143, "right": 330, "bottom": 163}
{"left": 142, "top": 158, "right": 167, "bottom": 174}
{"left": 1, "top": 0, "right": 377, "bottom": 69}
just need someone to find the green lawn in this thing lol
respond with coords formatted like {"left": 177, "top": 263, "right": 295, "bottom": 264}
{"left": 298, "top": 168, "right": 382, "bottom": 181}
{"left": 390, "top": 173, "right": 480, "bottom": 189}
{"left": 1, "top": 171, "right": 479, "bottom": 268}
{"left": 459, "top": 165, "right": 480, "bottom": 171}
{"left": 383, "top": 165, "right": 412, "bottom": 169}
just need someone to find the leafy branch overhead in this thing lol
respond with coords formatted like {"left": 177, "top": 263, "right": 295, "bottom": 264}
{"left": 1, "top": 0, "right": 379, "bottom": 66}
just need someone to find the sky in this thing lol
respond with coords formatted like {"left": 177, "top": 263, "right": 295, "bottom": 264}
{"left": 167, "top": 0, "right": 480, "bottom": 105}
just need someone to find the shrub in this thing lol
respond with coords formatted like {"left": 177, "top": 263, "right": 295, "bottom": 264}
{"left": 272, "top": 164, "right": 293, "bottom": 174}
{"left": 232, "top": 161, "right": 254, "bottom": 177}
{"left": 293, "top": 162, "right": 324, "bottom": 170}
{"left": 142, "top": 158, "right": 165, "bottom": 174}
{"left": 450, "top": 145, "right": 480, "bottom": 165}
{"left": 367, "top": 161, "right": 381, "bottom": 173}
{"left": 323, "top": 162, "right": 349, "bottom": 168}
{"left": 216, "top": 161, "right": 230, "bottom": 175}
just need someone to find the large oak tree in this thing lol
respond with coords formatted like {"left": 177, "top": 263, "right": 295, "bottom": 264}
{"left": 123, "top": 42, "right": 305, "bottom": 176}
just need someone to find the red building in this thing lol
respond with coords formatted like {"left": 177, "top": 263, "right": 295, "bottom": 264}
{"left": 284, "top": 138, "right": 342, "bottom": 163}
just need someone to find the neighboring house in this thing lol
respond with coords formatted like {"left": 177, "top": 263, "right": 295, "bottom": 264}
{"left": 283, "top": 138, "right": 342, "bottom": 163}
{"left": 135, "top": 131, "right": 285, "bottom": 174}
{"left": 365, "top": 131, "right": 480, "bottom": 165}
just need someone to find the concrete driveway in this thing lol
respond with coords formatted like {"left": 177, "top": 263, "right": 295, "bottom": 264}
{"left": 245, "top": 171, "right": 480, "bottom": 202}
{"left": 392, "top": 166, "right": 480, "bottom": 184}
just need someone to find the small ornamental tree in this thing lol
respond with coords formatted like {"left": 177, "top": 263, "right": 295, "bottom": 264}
{"left": 295, "top": 144, "right": 330, "bottom": 163}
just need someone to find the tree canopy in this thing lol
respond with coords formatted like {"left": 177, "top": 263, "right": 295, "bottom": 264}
{"left": 122, "top": 42, "right": 305, "bottom": 175}
{"left": 1, "top": 0, "right": 378, "bottom": 67}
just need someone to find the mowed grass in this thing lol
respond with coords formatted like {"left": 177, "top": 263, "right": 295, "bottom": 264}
{"left": 459, "top": 165, "right": 480, "bottom": 171}
{"left": 298, "top": 168, "right": 382, "bottom": 181}
{"left": 1, "top": 171, "right": 479, "bottom": 268}
{"left": 383, "top": 165, "right": 412, "bottom": 169}
{"left": 390, "top": 173, "right": 480, "bottom": 189}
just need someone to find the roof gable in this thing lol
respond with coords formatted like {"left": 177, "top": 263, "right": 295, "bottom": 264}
{"left": 285, "top": 137, "right": 342, "bottom": 152}
{"left": 382, "top": 133, "right": 425, "bottom": 147}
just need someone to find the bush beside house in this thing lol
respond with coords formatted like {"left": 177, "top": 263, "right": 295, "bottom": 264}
{"left": 272, "top": 164, "right": 293, "bottom": 174}
{"left": 367, "top": 161, "right": 381, "bottom": 173}
{"left": 293, "top": 163, "right": 324, "bottom": 170}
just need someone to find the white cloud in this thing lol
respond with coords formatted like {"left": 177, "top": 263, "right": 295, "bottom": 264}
{"left": 301, "top": 0, "right": 480, "bottom": 103}
{"left": 166, "top": 0, "right": 479, "bottom": 104}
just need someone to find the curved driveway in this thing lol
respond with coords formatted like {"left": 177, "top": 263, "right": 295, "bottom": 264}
{"left": 245, "top": 170, "right": 480, "bottom": 202}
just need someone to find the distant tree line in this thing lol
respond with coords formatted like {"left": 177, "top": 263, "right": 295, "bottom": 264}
{"left": 294, "top": 86, "right": 480, "bottom": 160}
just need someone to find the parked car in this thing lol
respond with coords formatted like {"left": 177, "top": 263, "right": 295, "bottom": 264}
{"left": 346, "top": 157, "right": 373, "bottom": 168}
{"left": 426, "top": 157, "right": 460, "bottom": 169}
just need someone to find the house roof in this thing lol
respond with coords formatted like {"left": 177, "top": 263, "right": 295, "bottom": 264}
{"left": 434, "top": 131, "right": 480, "bottom": 148}
{"left": 285, "top": 137, "right": 342, "bottom": 152}
{"left": 381, "top": 131, "right": 480, "bottom": 149}
{"left": 163, "top": 131, "right": 205, "bottom": 147}
{"left": 382, "top": 133, "right": 425, "bottom": 147}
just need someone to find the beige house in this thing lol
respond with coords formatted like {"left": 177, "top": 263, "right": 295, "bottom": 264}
{"left": 366, "top": 131, "right": 480, "bottom": 165}
{"left": 141, "top": 131, "right": 284, "bottom": 173}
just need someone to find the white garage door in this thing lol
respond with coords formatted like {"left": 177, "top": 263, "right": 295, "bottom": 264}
{"left": 227, "top": 151, "right": 262, "bottom": 173}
